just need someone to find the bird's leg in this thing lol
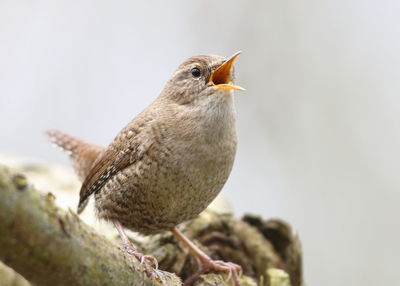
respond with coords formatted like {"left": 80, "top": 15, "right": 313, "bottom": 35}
{"left": 112, "top": 219, "right": 158, "bottom": 277}
{"left": 171, "top": 227, "right": 242, "bottom": 286}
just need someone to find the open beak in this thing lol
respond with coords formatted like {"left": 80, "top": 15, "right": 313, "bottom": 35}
{"left": 210, "top": 51, "right": 245, "bottom": 91}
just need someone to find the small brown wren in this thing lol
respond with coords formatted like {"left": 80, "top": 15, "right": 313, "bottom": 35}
{"left": 47, "top": 52, "right": 244, "bottom": 285}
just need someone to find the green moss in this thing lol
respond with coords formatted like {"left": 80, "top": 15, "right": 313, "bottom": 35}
{"left": 12, "top": 174, "right": 28, "bottom": 190}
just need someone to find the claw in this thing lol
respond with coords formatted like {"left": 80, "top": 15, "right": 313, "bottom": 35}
{"left": 125, "top": 249, "right": 159, "bottom": 278}
{"left": 237, "top": 266, "right": 243, "bottom": 277}
{"left": 226, "top": 267, "right": 233, "bottom": 282}
{"left": 140, "top": 254, "right": 159, "bottom": 270}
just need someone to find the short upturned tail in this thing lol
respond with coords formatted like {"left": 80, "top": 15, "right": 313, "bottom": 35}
{"left": 45, "top": 129, "right": 103, "bottom": 182}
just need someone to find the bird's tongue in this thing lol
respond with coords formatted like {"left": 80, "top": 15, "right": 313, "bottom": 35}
{"left": 210, "top": 51, "right": 245, "bottom": 91}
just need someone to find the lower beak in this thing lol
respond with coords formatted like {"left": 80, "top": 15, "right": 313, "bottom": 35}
{"left": 210, "top": 51, "right": 245, "bottom": 91}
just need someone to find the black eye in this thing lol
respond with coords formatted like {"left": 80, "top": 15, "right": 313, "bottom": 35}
{"left": 191, "top": 67, "right": 201, "bottom": 78}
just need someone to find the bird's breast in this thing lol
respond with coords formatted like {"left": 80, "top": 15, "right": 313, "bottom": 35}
{"left": 163, "top": 94, "right": 237, "bottom": 216}
{"left": 173, "top": 94, "right": 237, "bottom": 167}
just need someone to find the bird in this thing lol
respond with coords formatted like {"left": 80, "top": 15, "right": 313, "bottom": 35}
{"left": 46, "top": 51, "right": 244, "bottom": 285}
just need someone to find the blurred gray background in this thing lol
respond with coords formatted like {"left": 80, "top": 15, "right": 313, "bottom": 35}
{"left": 1, "top": 1, "right": 400, "bottom": 285}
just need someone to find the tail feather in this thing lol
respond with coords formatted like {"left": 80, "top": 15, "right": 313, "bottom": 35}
{"left": 45, "top": 129, "right": 103, "bottom": 181}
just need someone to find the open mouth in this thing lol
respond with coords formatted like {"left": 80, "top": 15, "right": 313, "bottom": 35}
{"left": 209, "top": 51, "right": 245, "bottom": 91}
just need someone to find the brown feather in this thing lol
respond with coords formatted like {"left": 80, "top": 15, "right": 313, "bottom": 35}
{"left": 78, "top": 148, "right": 128, "bottom": 213}
{"left": 45, "top": 129, "right": 103, "bottom": 180}
{"left": 77, "top": 117, "right": 154, "bottom": 213}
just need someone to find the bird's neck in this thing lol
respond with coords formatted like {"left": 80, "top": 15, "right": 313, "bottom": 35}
{"left": 194, "top": 92, "right": 237, "bottom": 141}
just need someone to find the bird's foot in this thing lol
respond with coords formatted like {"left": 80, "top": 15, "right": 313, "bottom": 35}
{"left": 171, "top": 227, "right": 242, "bottom": 286}
{"left": 184, "top": 256, "right": 242, "bottom": 286}
{"left": 113, "top": 219, "right": 158, "bottom": 278}
{"left": 124, "top": 245, "right": 158, "bottom": 277}
{"left": 125, "top": 247, "right": 159, "bottom": 268}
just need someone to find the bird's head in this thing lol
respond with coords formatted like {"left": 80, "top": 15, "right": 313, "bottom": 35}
{"left": 162, "top": 52, "right": 244, "bottom": 105}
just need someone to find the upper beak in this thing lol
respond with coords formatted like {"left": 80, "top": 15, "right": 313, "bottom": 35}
{"left": 210, "top": 51, "right": 245, "bottom": 91}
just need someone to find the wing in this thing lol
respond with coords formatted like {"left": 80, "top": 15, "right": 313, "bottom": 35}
{"left": 77, "top": 120, "right": 154, "bottom": 213}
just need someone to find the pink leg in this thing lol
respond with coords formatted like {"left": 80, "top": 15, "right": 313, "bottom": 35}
{"left": 172, "top": 227, "right": 242, "bottom": 286}
{"left": 113, "top": 219, "right": 158, "bottom": 277}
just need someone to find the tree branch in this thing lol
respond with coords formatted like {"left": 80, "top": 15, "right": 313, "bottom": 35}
{"left": 0, "top": 165, "right": 180, "bottom": 286}
{"left": 0, "top": 163, "right": 303, "bottom": 286}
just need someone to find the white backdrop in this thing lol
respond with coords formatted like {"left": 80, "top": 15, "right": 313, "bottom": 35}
{"left": 1, "top": 1, "right": 400, "bottom": 285}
